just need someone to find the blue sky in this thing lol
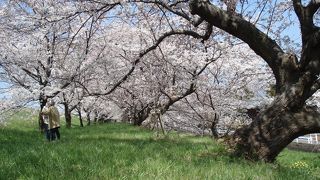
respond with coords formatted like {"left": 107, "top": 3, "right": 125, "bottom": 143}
{"left": 0, "top": 81, "right": 11, "bottom": 99}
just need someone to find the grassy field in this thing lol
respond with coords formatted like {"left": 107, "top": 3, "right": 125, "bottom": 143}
{"left": 0, "top": 114, "right": 320, "bottom": 180}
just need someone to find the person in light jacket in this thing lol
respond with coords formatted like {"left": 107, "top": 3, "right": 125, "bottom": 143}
{"left": 41, "top": 99, "right": 60, "bottom": 141}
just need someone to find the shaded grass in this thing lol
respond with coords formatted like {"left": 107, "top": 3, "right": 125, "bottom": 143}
{"left": 0, "top": 119, "right": 319, "bottom": 180}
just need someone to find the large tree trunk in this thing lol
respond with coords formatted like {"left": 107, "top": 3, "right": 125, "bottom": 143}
{"left": 133, "top": 110, "right": 150, "bottom": 126}
{"left": 229, "top": 76, "right": 320, "bottom": 162}
{"left": 86, "top": 113, "right": 91, "bottom": 126}
{"left": 78, "top": 108, "right": 84, "bottom": 127}
{"left": 65, "top": 112, "right": 72, "bottom": 128}
{"left": 210, "top": 113, "right": 219, "bottom": 139}
{"left": 63, "top": 103, "right": 72, "bottom": 128}
{"left": 84, "top": 109, "right": 91, "bottom": 126}
{"left": 131, "top": 105, "right": 152, "bottom": 126}
{"left": 230, "top": 96, "right": 320, "bottom": 162}
{"left": 188, "top": 0, "right": 320, "bottom": 162}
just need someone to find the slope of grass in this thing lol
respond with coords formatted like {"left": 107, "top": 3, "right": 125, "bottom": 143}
{"left": 0, "top": 117, "right": 319, "bottom": 180}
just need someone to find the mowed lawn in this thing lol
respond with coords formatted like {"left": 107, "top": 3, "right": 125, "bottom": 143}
{"left": 0, "top": 115, "right": 320, "bottom": 179}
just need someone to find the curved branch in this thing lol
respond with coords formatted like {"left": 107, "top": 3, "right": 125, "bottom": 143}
{"left": 161, "top": 82, "right": 196, "bottom": 113}
{"left": 88, "top": 29, "right": 204, "bottom": 96}
{"left": 21, "top": 68, "right": 40, "bottom": 82}
{"left": 189, "top": 0, "right": 284, "bottom": 87}
{"left": 300, "top": 28, "right": 320, "bottom": 70}
{"left": 293, "top": 0, "right": 318, "bottom": 39}
{"left": 307, "top": 0, "right": 320, "bottom": 17}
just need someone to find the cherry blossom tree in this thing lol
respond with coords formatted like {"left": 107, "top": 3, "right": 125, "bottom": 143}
{"left": 187, "top": 0, "right": 320, "bottom": 162}
{"left": 0, "top": 0, "right": 121, "bottom": 129}
{"left": 103, "top": 0, "right": 320, "bottom": 161}
{"left": 1, "top": 0, "right": 319, "bottom": 162}
{"left": 108, "top": 29, "right": 221, "bottom": 126}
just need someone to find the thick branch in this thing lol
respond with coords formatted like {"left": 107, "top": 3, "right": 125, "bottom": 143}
{"left": 189, "top": 0, "right": 284, "bottom": 86}
{"left": 293, "top": 1, "right": 320, "bottom": 89}
{"left": 308, "top": 0, "right": 320, "bottom": 15}
{"left": 293, "top": 0, "right": 319, "bottom": 45}
{"left": 300, "top": 29, "right": 320, "bottom": 71}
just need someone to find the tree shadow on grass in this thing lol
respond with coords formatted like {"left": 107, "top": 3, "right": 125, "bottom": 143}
{"left": 0, "top": 128, "right": 48, "bottom": 179}
{"left": 76, "top": 134, "right": 240, "bottom": 165}
{"left": 0, "top": 128, "right": 42, "bottom": 145}
{"left": 1, "top": 124, "right": 317, "bottom": 179}
{"left": 75, "top": 134, "right": 318, "bottom": 179}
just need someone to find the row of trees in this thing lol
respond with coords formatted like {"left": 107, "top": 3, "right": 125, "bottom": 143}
{"left": 0, "top": 0, "right": 319, "bottom": 162}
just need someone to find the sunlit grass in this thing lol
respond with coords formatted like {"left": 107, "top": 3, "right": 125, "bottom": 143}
{"left": 0, "top": 116, "right": 319, "bottom": 179}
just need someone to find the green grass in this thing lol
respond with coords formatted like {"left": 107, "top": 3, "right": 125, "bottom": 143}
{"left": 1, "top": 116, "right": 320, "bottom": 180}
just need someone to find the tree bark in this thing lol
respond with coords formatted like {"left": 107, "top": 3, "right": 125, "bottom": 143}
{"left": 87, "top": 113, "right": 91, "bottom": 126}
{"left": 210, "top": 113, "right": 219, "bottom": 139}
{"left": 229, "top": 74, "right": 320, "bottom": 162}
{"left": 230, "top": 100, "right": 320, "bottom": 162}
{"left": 85, "top": 110, "right": 91, "bottom": 126}
{"left": 133, "top": 107, "right": 151, "bottom": 126}
{"left": 63, "top": 103, "right": 72, "bottom": 128}
{"left": 77, "top": 107, "right": 84, "bottom": 127}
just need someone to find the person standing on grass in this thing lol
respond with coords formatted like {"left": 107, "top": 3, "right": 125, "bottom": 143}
{"left": 41, "top": 99, "right": 60, "bottom": 141}
{"left": 42, "top": 105, "right": 51, "bottom": 141}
